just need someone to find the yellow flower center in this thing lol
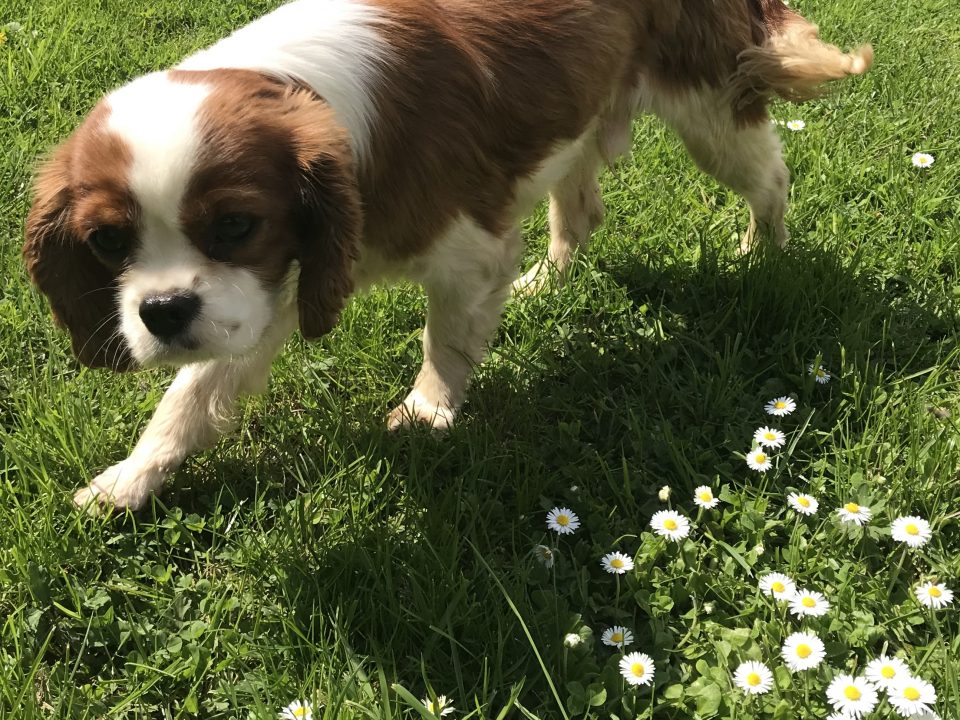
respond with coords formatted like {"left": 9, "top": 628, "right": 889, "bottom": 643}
{"left": 611, "top": 558, "right": 624, "bottom": 568}
{"left": 556, "top": 515, "right": 569, "bottom": 526}
{"left": 699, "top": 492, "right": 712, "bottom": 501}
{"left": 663, "top": 519, "right": 678, "bottom": 531}
{"left": 775, "top": 401, "right": 786, "bottom": 409}
{"left": 881, "top": 666, "right": 896, "bottom": 679}
{"left": 798, "top": 497, "right": 810, "bottom": 508}
{"left": 771, "top": 581, "right": 785, "bottom": 593}
{"left": 929, "top": 586, "right": 942, "bottom": 598}
{"left": 844, "top": 686, "right": 861, "bottom": 701}
{"left": 631, "top": 663, "right": 645, "bottom": 677}
{"left": 611, "top": 633, "right": 623, "bottom": 643}
{"left": 904, "top": 687, "right": 921, "bottom": 701}
{"left": 905, "top": 523, "right": 919, "bottom": 535}
{"left": 293, "top": 709, "right": 308, "bottom": 718}
{"left": 746, "top": 672, "right": 762, "bottom": 687}
{"left": 796, "top": 644, "right": 812, "bottom": 659}
{"left": 844, "top": 502, "right": 860, "bottom": 513}
{"left": 764, "top": 432, "right": 776, "bottom": 440}
{"left": 801, "top": 596, "right": 816, "bottom": 608}
{"left": 754, "top": 453, "right": 767, "bottom": 464}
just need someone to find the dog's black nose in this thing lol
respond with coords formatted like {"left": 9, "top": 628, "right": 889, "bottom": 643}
{"left": 138, "top": 291, "right": 201, "bottom": 340}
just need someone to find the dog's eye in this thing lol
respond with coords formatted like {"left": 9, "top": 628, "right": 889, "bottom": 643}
{"left": 214, "top": 213, "right": 257, "bottom": 243}
{"left": 87, "top": 225, "right": 129, "bottom": 256}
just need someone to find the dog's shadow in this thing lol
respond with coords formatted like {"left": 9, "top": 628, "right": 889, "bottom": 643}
{"left": 153, "top": 240, "right": 956, "bottom": 695}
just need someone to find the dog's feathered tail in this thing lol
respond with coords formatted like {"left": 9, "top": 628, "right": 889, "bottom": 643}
{"left": 735, "top": 1, "right": 873, "bottom": 104}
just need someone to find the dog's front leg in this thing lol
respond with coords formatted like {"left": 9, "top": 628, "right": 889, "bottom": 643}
{"left": 74, "top": 314, "right": 295, "bottom": 514}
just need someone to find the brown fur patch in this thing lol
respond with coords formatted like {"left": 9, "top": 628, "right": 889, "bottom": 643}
{"left": 173, "top": 68, "right": 361, "bottom": 338}
{"left": 24, "top": 103, "right": 138, "bottom": 370}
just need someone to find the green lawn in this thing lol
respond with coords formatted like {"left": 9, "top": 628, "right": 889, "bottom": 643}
{"left": 2, "top": 0, "right": 959, "bottom": 718}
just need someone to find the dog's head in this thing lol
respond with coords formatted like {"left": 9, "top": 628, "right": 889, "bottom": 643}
{"left": 24, "top": 69, "right": 361, "bottom": 370}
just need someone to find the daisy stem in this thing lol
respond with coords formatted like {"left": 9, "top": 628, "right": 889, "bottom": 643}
{"left": 615, "top": 575, "right": 621, "bottom": 612}
{"left": 885, "top": 546, "right": 908, "bottom": 600}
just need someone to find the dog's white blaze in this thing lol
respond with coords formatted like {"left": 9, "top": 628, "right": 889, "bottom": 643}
{"left": 177, "top": 0, "right": 391, "bottom": 160}
{"left": 106, "top": 72, "right": 210, "bottom": 227}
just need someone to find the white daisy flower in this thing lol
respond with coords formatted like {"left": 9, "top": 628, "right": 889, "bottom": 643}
{"left": 533, "top": 544, "right": 555, "bottom": 568}
{"left": 888, "top": 677, "right": 936, "bottom": 717}
{"left": 865, "top": 655, "right": 912, "bottom": 691}
{"left": 601, "top": 626, "right": 634, "bottom": 648}
{"left": 733, "top": 661, "right": 773, "bottom": 695}
{"left": 837, "top": 502, "right": 872, "bottom": 525}
{"left": 746, "top": 448, "right": 773, "bottom": 472}
{"left": 826, "top": 675, "right": 878, "bottom": 717}
{"left": 764, "top": 396, "right": 797, "bottom": 416}
{"left": 781, "top": 631, "right": 826, "bottom": 671}
{"left": 650, "top": 510, "right": 691, "bottom": 541}
{"left": 619, "top": 652, "right": 655, "bottom": 686}
{"left": 546, "top": 507, "right": 580, "bottom": 535}
{"left": 891, "top": 516, "right": 932, "bottom": 548}
{"left": 915, "top": 582, "right": 954, "bottom": 609}
{"left": 421, "top": 694, "right": 455, "bottom": 718}
{"left": 809, "top": 363, "right": 831, "bottom": 384}
{"left": 789, "top": 589, "right": 830, "bottom": 617}
{"left": 693, "top": 485, "right": 720, "bottom": 509}
{"left": 786, "top": 119, "right": 806, "bottom": 131}
{"left": 280, "top": 700, "right": 313, "bottom": 720}
{"left": 911, "top": 152, "right": 935, "bottom": 169}
{"left": 601, "top": 551, "right": 634, "bottom": 574}
{"left": 658, "top": 485, "right": 671, "bottom": 502}
{"left": 759, "top": 572, "right": 796, "bottom": 600}
{"left": 754, "top": 426, "right": 786, "bottom": 449}
{"left": 788, "top": 492, "right": 819, "bottom": 516}
{"left": 563, "top": 633, "right": 581, "bottom": 648}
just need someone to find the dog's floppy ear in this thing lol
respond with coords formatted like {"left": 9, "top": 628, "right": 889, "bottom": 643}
{"left": 23, "top": 140, "right": 134, "bottom": 370}
{"left": 291, "top": 107, "right": 362, "bottom": 340}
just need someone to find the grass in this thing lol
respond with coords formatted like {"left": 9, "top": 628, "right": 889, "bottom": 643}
{"left": 1, "top": 0, "right": 959, "bottom": 717}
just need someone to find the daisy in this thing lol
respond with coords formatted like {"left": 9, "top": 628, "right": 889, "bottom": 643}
{"left": 601, "top": 551, "right": 635, "bottom": 574}
{"left": 911, "top": 152, "right": 935, "bottom": 169}
{"left": 891, "top": 516, "right": 932, "bottom": 548}
{"left": 658, "top": 485, "right": 671, "bottom": 502}
{"left": 693, "top": 485, "right": 720, "bottom": 509}
{"left": 865, "top": 655, "right": 912, "bottom": 692}
{"left": 754, "top": 426, "right": 786, "bottom": 449}
{"left": 786, "top": 119, "right": 806, "bottom": 131}
{"left": 809, "top": 363, "right": 831, "bottom": 384}
{"left": 650, "top": 510, "right": 691, "bottom": 541}
{"left": 759, "top": 572, "right": 796, "bottom": 601}
{"left": 421, "top": 695, "right": 455, "bottom": 718}
{"left": 746, "top": 448, "right": 773, "bottom": 472}
{"left": 789, "top": 589, "right": 830, "bottom": 617}
{"left": 563, "top": 633, "right": 582, "bottom": 648}
{"left": 280, "top": 700, "right": 313, "bottom": 720}
{"left": 533, "top": 544, "right": 555, "bottom": 568}
{"left": 601, "top": 626, "right": 634, "bottom": 648}
{"left": 733, "top": 661, "right": 773, "bottom": 695}
{"left": 619, "top": 652, "right": 655, "bottom": 686}
{"left": 888, "top": 677, "right": 936, "bottom": 718}
{"left": 837, "top": 502, "right": 872, "bottom": 525}
{"left": 765, "top": 396, "right": 797, "bottom": 416}
{"left": 826, "top": 675, "right": 878, "bottom": 717}
{"left": 546, "top": 507, "right": 580, "bottom": 535}
{"left": 788, "top": 492, "right": 819, "bottom": 516}
{"left": 915, "top": 581, "right": 954, "bottom": 609}
{"left": 781, "top": 631, "right": 826, "bottom": 671}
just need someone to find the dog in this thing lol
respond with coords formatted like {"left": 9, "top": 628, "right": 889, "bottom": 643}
{"left": 24, "top": 0, "right": 871, "bottom": 512}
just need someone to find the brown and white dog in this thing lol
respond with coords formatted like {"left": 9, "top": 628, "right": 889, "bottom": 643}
{"left": 24, "top": 0, "right": 871, "bottom": 512}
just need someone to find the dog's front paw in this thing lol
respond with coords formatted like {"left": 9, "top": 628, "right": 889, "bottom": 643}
{"left": 387, "top": 391, "right": 456, "bottom": 432}
{"left": 73, "top": 459, "right": 165, "bottom": 515}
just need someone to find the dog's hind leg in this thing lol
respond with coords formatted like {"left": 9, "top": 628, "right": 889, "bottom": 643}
{"left": 390, "top": 220, "right": 522, "bottom": 430}
{"left": 649, "top": 87, "right": 790, "bottom": 254}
